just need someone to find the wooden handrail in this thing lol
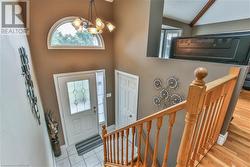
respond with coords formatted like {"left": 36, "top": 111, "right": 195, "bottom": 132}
{"left": 102, "top": 67, "right": 240, "bottom": 167}
{"left": 206, "top": 74, "right": 238, "bottom": 92}
{"left": 105, "top": 101, "right": 186, "bottom": 137}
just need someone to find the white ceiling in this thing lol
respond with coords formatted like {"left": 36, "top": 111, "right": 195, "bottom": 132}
{"left": 163, "top": 0, "right": 250, "bottom": 26}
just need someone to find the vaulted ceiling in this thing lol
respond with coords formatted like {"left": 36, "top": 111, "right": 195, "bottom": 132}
{"left": 163, "top": 0, "right": 250, "bottom": 26}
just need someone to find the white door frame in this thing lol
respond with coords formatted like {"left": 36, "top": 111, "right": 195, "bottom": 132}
{"left": 54, "top": 69, "right": 107, "bottom": 146}
{"left": 115, "top": 70, "right": 139, "bottom": 128}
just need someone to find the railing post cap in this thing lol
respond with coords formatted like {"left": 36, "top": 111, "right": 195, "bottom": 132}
{"left": 193, "top": 67, "right": 208, "bottom": 86}
{"left": 102, "top": 125, "right": 106, "bottom": 129}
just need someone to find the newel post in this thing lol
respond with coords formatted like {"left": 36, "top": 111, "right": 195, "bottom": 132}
{"left": 102, "top": 125, "right": 108, "bottom": 164}
{"left": 176, "top": 67, "right": 208, "bottom": 167}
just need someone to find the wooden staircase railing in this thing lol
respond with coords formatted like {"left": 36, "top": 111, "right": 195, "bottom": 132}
{"left": 102, "top": 67, "right": 240, "bottom": 167}
{"left": 176, "top": 67, "right": 240, "bottom": 167}
{"left": 102, "top": 101, "right": 186, "bottom": 166}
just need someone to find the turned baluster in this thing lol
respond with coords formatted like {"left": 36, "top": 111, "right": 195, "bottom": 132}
{"left": 197, "top": 100, "right": 214, "bottom": 155}
{"left": 143, "top": 120, "right": 152, "bottom": 167}
{"left": 106, "top": 136, "right": 110, "bottom": 162}
{"left": 210, "top": 95, "right": 225, "bottom": 142}
{"left": 152, "top": 117, "right": 163, "bottom": 167}
{"left": 113, "top": 133, "right": 116, "bottom": 163}
{"left": 176, "top": 67, "right": 207, "bottom": 167}
{"left": 110, "top": 135, "right": 113, "bottom": 163}
{"left": 125, "top": 128, "right": 130, "bottom": 165}
{"left": 117, "top": 132, "right": 120, "bottom": 164}
{"left": 202, "top": 102, "right": 216, "bottom": 152}
{"left": 102, "top": 125, "right": 108, "bottom": 164}
{"left": 207, "top": 96, "right": 221, "bottom": 144}
{"left": 121, "top": 130, "right": 124, "bottom": 165}
{"left": 131, "top": 127, "right": 136, "bottom": 167}
{"left": 162, "top": 113, "right": 176, "bottom": 167}
{"left": 137, "top": 124, "right": 143, "bottom": 167}
{"left": 189, "top": 106, "right": 207, "bottom": 164}
{"left": 214, "top": 68, "right": 239, "bottom": 139}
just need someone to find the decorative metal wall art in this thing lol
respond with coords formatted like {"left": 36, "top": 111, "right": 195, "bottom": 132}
{"left": 153, "top": 76, "right": 183, "bottom": 109}
{"left": 19, "top": 47, "right": 41, "bottom": 125}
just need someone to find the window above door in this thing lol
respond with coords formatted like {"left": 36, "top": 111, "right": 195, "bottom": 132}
{"left": 47, "top": 16, "right": 105, "bottom": 49}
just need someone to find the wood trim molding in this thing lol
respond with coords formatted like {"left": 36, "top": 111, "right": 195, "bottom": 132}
{"left": 190, "top": 0, "right": 216, "bottom": 27}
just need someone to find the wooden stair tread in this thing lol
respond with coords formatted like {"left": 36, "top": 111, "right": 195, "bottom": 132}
{"left": 198, "top": 144, "right": 250, "bottom": 167}
{"left": 211, "top": 145, "right": 250, "bottom": 167}
{"left": 197, "top": 152, "right": 229, "bottom": 167}
{"left": 228, "top": 131, "right": 250, "bottom": 147}
{"left": 229, "top": 123, "right": 250, "bottom": 140}
{"left": 224, "top": 137, "right": 250, "bottom": 163}
{"left": 231, "top": 116, "right": 250, "bottom": 131}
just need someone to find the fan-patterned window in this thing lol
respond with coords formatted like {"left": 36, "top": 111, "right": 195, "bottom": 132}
{"left": 47, "top": 17, "right": 105, "bottom": 49}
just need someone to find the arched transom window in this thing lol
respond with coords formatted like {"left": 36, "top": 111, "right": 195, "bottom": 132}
{"left": 47, "top": 17, "right": 105, "bottom": 49}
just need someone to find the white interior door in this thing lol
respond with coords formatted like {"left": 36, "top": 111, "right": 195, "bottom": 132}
{"left": 115, "top": 70, "right": 139, "bottom": 129}
{"left": 54, "top": 71, "right": 99, "bottom": 146}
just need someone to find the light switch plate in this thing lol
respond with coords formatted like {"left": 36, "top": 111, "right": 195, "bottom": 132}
{"left": 106, "top": 93, "right": 112, "bottom": 98}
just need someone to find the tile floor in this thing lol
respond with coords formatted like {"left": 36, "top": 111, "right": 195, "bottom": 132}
{"left": 55, "top": 139, "right": 137, "bottom": 167}
{"left": 55, "top": 144, "right": 104, "bottom": 167}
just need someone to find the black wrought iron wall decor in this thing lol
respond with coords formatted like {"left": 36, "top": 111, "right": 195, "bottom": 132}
{"left": 19, "top": 47, "right": 41, "bottom": 125}
{"left": 153, "top": 76, "right": 184, "bottom": 109}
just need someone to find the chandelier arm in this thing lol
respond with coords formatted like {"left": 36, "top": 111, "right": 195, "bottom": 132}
{"left": 90, "top": 0, "right": 93, "bottom": 22}
{"left": 87, "top": 0, "right": 91, "bottom": 26}
{"left": 93, "top": 0, "right": 98, "bottom": 19}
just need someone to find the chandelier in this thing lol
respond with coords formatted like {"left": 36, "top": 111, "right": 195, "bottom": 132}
{"left": 72, "top": 0, "right": 115, "bottom": 34}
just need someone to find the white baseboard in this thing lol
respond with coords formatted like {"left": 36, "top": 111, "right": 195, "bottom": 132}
{"left": 217, "top": 132, "right": 228, "bottom": 145}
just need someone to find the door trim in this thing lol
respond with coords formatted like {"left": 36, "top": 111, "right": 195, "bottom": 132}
{"left": 54, "top": 69, "right": 107, "bottom": 146}
{"left": 115, "top": 70, "right": 139, "bottom": 129}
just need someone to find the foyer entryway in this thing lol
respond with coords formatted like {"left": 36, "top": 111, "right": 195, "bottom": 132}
{"left": 54, "top": 70, "right": 107, "bottom": 146}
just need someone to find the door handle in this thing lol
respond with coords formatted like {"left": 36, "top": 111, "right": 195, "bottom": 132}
{"left": 129, "top": 114, "right": 132, "bottom": 118}
{"left": 93, "top": 106, "right": 97, "bottom": 113}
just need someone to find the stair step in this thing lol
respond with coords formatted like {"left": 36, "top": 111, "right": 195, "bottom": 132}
{"left": 198, "top": 152, "right": 228, "bottom": 167}
{"left": 228, "top": 130, "right": 250, "bottom": 148}
{"left": 229, "top": 122, "right": 250, "bottom": 139}
{"left": 224, "top": 137, "right": 250, "bottom": 164}
{"left": 210, "top": 144, "right": 250, "bottom": 167}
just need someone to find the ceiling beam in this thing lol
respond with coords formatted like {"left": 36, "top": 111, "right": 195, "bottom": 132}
{"left": 190, "top": 0, "right": 216, "bottom": 27}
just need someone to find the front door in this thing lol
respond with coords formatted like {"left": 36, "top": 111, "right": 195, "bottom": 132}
{"left": 115, "top": 70, "right": 139, "bottom": 129}
{"left": 54, "top": 71, "right": 99, "bottom": 146}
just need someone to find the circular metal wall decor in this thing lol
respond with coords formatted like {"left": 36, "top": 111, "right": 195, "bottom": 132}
{"left": 170, "top": 94, "right": 183, "bottom": 105}
{"left": 167, "top": 76, "right": 178, "bottom": 89}
{"left": 153, "top": 76, "right": 184, "bottom": 109}
{"left": 153, "top": 96, "right": 161, "bottom": 106}
{"left": 160, "top": 89, "right": 169, "bottom": 99}
{"left": 153, "top": 78, "right": 162, "bottom": 90}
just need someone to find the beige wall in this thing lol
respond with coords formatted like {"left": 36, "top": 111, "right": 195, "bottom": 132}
{"left": 162, "top": 17, "right": 192, "bottom": 37}
{"left": 192, "top": 18, "right": 250, "bottom": 36}
{"left": 113, "top": 0, "right": 237, "bottom": 165}
{"left": 28, "top": 0, "right": 115, "bottom": 145}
